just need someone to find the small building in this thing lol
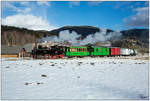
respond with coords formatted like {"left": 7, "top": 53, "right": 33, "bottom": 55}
{"left": 23, "top": 43, "right": 33, "bottom": 52}
{"left": 1, "top": 45, "right": 22, "bottom": 58}
{"left": 21, "top": 43, "right": 33, "bottom": 57}
{"left": 1, "top": 44, "right": 33, "bottom": 58}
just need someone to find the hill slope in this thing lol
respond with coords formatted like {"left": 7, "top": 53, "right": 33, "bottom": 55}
{"left": 1, "top": 25, "right": 149, "bottom": 53}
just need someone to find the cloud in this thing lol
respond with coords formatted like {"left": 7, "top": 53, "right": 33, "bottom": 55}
{"left": 113, "top": 2, "right": 132, "bottom": 10}
{"left": 134, "top": 7, "right": 148, "bottom": 12}
{"left": 2, "top": 2, "right": 19, "bottom": 11}
{"left": 123, "top": 7, "right": 149, "bottom": 27}
{"left": 87, "top": 1, "right": 103, "bottom": 6}
{"left": 2, "top": 14, "right": 57, "bottom": 31}
{"left": 37, "top": 1, "right": 51, "bottom": 6}
{"left": 17, "top": 8, "right": 31, "bottom": 13}
{"left": 113, "top": 1, "right": 148, "bottom": 11}
{"left": 69, "top": 1, "right": 80, "bottom": 8}
{"left": 20, "top": 2, "right": 29, "bottom": 6}
{"left": 2, "top": 2, "right": 31, "bottom": 13}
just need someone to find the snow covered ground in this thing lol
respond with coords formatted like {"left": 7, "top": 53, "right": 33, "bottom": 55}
{"left": 1, "top": 57, "right": 149, "bottom": 100}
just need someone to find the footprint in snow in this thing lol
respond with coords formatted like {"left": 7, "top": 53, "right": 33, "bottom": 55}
{"left": 25, "top": 82, "right": 44, "bottom": 86}
{"left": 77, "top": 76, "right": 80, "bottom": 78}
{"left": 25, "top": 82, "right": 32, "bottom": 85}
{"left": 51, "top": 64, "right": 55, "bottom": 66}
{"left": 39, "top": 63, "right": 43, "bottom": 65}
{"left": 37, "top": 82, "right": 44, "bottom": 85}
{"left": 6, "top": 66, "right": 9, "bottom": 68}
{"left": 139, "top": 94, "right": 148, "bottom": 99}
{"left": 90, "top": 62, "right": 95, "bottom": 66}
{"left": 77, "top": 62, "right": 83, "bottom": 66}
{"left": 41, "top": 74, "right": 47, "bottom": 77}
{"left": 58, "top": 67, "right": 62, "bottom": 69}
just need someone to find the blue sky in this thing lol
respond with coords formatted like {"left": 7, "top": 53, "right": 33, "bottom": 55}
{"left": 1, "top": 1, "right": 149, "bottom": 31}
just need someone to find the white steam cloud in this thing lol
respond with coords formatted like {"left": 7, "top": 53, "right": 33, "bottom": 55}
{"left": 39, "top": 29, "right": 122, "bottom": 46}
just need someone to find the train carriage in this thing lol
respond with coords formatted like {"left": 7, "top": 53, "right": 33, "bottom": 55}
{"left": 110, "top": 47, "right": 120, "bottom": 56}
{"left": 65, "top": 46, "right": 89, "bottom": 57}
{"left": 120, "top": 48, "right": 131, "bottom": 56}
{"left": 91, "top": 47, "right": 109, "bottom": 56}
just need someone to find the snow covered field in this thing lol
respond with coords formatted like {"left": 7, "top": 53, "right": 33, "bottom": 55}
{"left": 1, "top": 57, "right": 149, "bottom": 100}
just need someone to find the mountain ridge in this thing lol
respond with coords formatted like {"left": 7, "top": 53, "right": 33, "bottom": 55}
{"left": 1, "top": 25, "right": 149, "bottom": 53}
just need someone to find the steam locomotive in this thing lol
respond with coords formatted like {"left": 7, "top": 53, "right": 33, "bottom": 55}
{"left": 32, "top": 45, "right": 137, "bottom": 59}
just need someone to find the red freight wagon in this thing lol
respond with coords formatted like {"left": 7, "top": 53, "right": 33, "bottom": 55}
{"left": 110, "top": 48, "right": 120, "bottom": 55}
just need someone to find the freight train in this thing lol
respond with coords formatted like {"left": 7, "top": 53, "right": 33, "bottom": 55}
{"left": 31, "top": 45, "right": 137, "bottom": 59}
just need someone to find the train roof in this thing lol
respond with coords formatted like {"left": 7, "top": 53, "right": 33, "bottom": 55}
{"left": 68, "top": 46, "right": 121, "bottom": 48}
{"left": 66, "top": 46, "right": 134, "bottom": 50}
{"left": 69, "top": 46, "right": 88, "bottom": 48}
{"left": 91, "top": 46, "right": 121, "bottom": 48}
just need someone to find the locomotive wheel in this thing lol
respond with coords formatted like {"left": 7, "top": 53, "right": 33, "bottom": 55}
{"left": 33, "top": 55, "right": 37, "bottom": 59}
{"left": 49, "top": 55, "right": 52, "bottom": 59}
{"left": 48, "top": 55, "right": 51, "bottom": 59}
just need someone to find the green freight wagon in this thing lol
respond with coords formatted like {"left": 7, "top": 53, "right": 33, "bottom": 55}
{"left": 65, "top": 46, "right": 89, "bottom": 56}
{"left": 91, "top": 47, "right": 110, "bottom": 56}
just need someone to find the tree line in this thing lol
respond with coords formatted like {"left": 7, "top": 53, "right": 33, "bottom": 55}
{"left": 1, "top": 25, "right": 50, "bottom": 46}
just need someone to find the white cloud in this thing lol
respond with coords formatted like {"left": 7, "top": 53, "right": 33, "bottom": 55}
{"left": 37, "top": 1, "right": 51, "bottom": 6}
{"left": 20, "top": 2, "right": 29, "bottom": 6}
{"left": 113, "top": 2, "right": 131, "bottom": 9}
{"left": 134, "top": 7, "right": 148, "bottom": 12}
{"left": 2, "top": 14, "right": 57, "bottom": 31}
{"left": 2, "top": 2, "right": 19, "bottom": 11}
{"left": 17, "top": 8, "right": 31, "bottom": 13}
{"left": 87, "top": 1, "right": 103, "bottom": 6}
{"left": 24, "top": 8, "right": 31, "bottom": 13}
{"left": 123, "top": 7, "right": 149, "bottom": 27}
{"left": 69, "top": 1, "right": 80, "bottom": 8}
{"left": 2, "top": 2, "right": 31, "bottom": 13}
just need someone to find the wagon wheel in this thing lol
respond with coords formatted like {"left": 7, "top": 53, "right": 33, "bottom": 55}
{"left": 45, "top": 54, "right": 49, "bottom": 59}
{"left": 53, "top": 56, "right": 56, "bottom": 59}
{"left": 57, "top": 55, "right": 61, "bottom": 59}
{"left": 36, "top": 55, "right": 39, "bottom": 59}
{"left": 56, "top": 55, "right": 59, "bottom": 59}
{"left": 49, "top": 55, "right": 52, "bottom": 59}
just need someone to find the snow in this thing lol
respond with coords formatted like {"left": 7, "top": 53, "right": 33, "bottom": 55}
{"left": 1, "top": 57, "right": 149, "bottom": 99}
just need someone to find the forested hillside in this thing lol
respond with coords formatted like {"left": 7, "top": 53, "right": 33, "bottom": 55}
{"left": 1, "top": 25, "right": 149, "bottom": 53}
{"left": 1, "top": 25, "right": 49, "bottom": 46}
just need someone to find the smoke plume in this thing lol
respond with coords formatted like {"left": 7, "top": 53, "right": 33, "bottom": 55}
{"left": 39, "top": 28, "right": 122, "bottom": 46}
